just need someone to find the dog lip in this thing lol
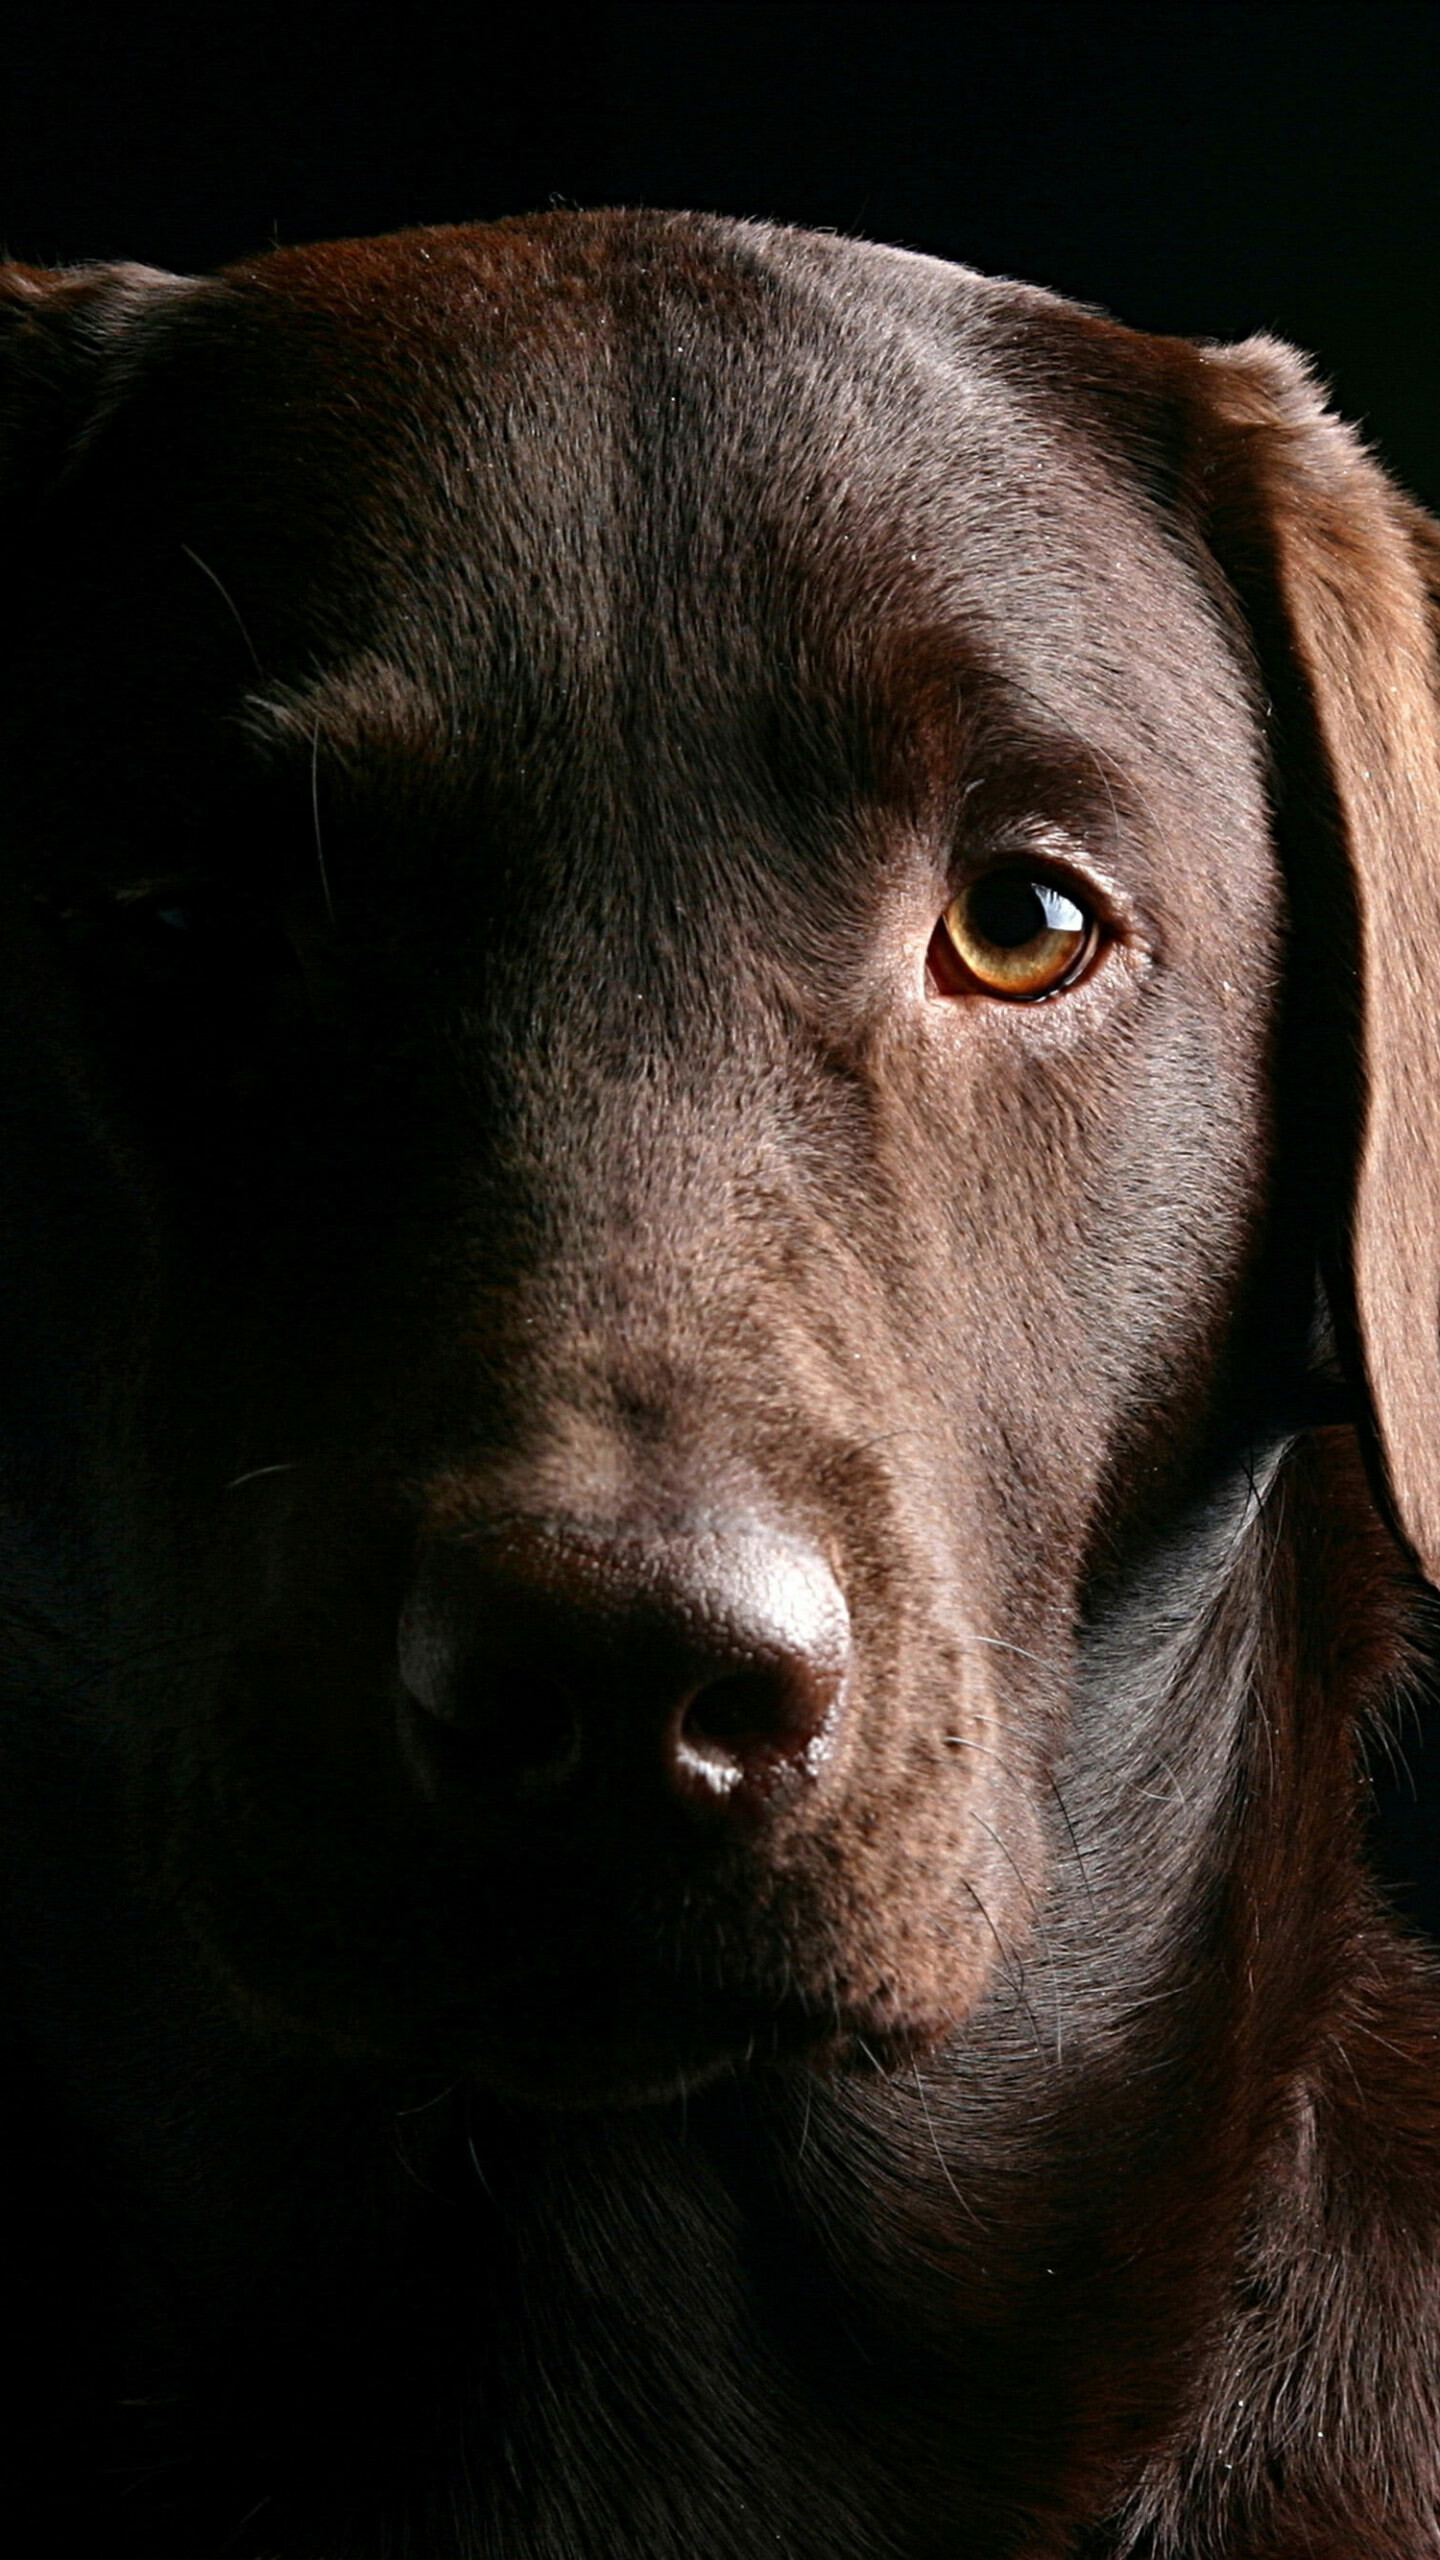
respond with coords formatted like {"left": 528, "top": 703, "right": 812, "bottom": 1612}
{"left": 451, "top": 1983, "right": 887, "bottom": 2110}
{"left": 453, "top": 1989, "right": 953, "bottom": 2111}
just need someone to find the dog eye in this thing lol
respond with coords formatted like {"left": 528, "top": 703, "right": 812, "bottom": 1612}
{"left": 39, "top": 875, "right": 312, "bottom": 1048}
{"left": 929, "top": 870, "right": 1100, "bottom": 1001}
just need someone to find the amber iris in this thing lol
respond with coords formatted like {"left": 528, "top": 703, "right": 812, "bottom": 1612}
{"left": 930, "top": 870, "right": 1096, "bottom": 1000}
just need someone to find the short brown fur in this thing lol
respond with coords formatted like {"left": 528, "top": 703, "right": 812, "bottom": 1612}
{"left": 1, "top": 211, "right": 1439, "bottom": 2557}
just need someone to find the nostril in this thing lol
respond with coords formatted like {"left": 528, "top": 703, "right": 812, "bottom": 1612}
{"left": 508, "top": 1676, "right": 584, "bottom": 1795}
{"left": 671, "top": 1653, "right": 842, "bottom": 1805}
{"left": 685, "top": 1670, "right": 784, "bottom": 1750}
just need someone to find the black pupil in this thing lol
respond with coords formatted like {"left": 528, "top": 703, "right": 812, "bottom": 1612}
{"left": 969, "top": 874, "right": 1055, "bottom": 949}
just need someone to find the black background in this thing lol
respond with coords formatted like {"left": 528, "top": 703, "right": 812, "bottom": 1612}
{"left": 7, "top": 2, "right": 1440, "bottom": 500}
{"left": 6, "top": 0, "right": 1440, "bottom": 1924}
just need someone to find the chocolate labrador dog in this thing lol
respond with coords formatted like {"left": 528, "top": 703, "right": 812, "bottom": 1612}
{"left": 3, "top": 210, "right": 1440, "bottom": 2557}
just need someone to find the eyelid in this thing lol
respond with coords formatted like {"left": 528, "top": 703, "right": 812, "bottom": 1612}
{"left": 953, "top": 822, "right": 1102, "bottom": 895}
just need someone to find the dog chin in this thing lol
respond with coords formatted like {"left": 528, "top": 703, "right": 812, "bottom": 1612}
{"left": 255, "top": 1967, "right": 930, "bottom": 2109}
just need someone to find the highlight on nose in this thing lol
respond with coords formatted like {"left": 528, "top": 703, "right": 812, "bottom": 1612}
{"left": 395, "top": 1517, "right": 852, "bottom": 1816}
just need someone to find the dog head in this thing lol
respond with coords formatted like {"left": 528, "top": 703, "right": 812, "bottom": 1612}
{"left": 3, "top": 213, "right": 1439, "bottom": 2104}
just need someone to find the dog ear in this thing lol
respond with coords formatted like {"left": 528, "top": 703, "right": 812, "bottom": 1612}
{"left": 0, "top": 259, "right": 197, "bottom": 487}
{"left": 1190, "top": 335, "right": 1440, "bottom": 1585}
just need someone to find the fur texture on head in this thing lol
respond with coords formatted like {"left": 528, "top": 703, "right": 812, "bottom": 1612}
{"left": 1, "top": 211, "right": 1439, "bottom": 2557}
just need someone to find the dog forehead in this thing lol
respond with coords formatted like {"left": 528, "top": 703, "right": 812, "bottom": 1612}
{"left": 185, "top": 217, "right": 1251, "bottom": 847}
{"left": 12, "top": 213, "right": 1267, "bottom": 961}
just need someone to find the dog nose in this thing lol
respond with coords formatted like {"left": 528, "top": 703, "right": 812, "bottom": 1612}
{"left": 396, "top": 1520, "right": 850, "bottom": 1815}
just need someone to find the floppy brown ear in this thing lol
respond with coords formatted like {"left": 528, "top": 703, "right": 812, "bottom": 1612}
{"left": 1188, "top": 335, "right": 1440, "bottom": 1584}
{"left": 0, "top": 259, "right": 197, "bottom": 486}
